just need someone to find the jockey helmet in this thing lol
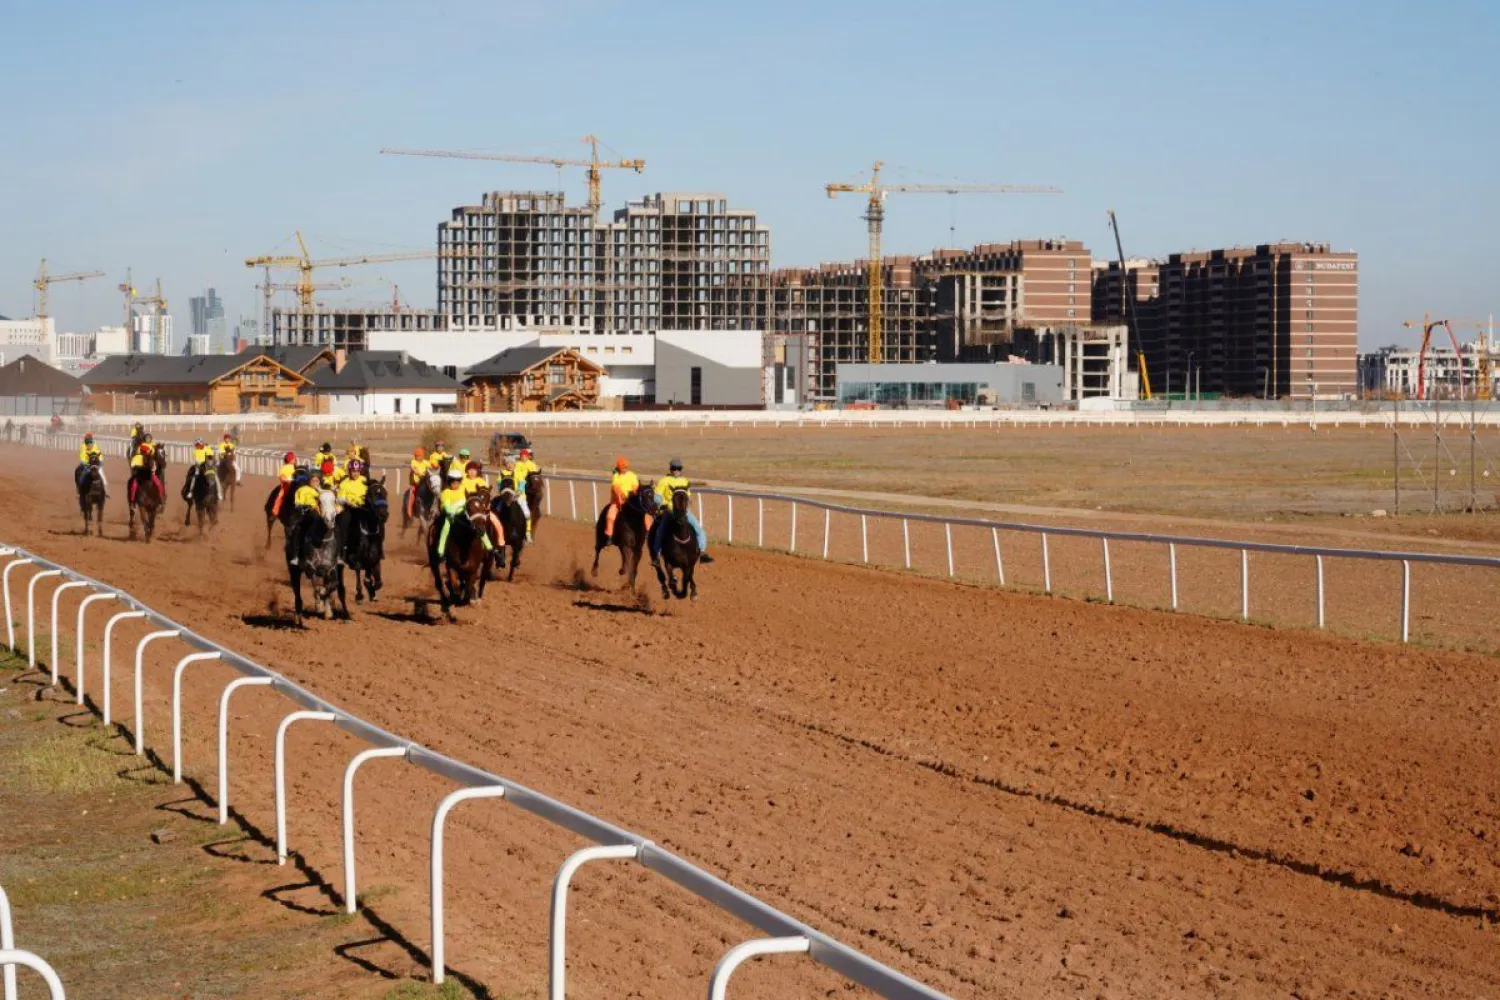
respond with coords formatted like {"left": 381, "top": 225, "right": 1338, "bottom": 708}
{"left": 520, "top": 448, "right": 532, "bottom": 459}
{"left": 222, "top": 432, "right": 232, "bottom": 440}
{"left": 133, "top": 422, "right": 143, "bottom": 432}
{"left": 142, "top": 433, "right": 153, "bottom": 443}
{"left": 446, "top": 467, "right": 463, "bottom": 480}
{"left": 435, "top": 439, "right": 447, "bottom": 449}
{"left": 320, "top": 442, "right": 331, "bottom": 452}
{"left": 669, "top": 458, "right": 683, "bottom": 472}
{"left": 458, "top": 447, "right": 471, "bottom": 458}
{"left": 348, "top": 459, "right": 365, "bottom": 475}
{"left": 84, "top": 433, "right": 94, "bottom": 443}
{"left": 615, "top": 456, "right": 629, "bottom": 472}
{"left": 194, "top": 437, "right": 204, "bottom": 446}
{"left": 465, "top": 460, "right": 481, "bottom": 475}
{"left": 139, "top": 442, "right": 153, "bottom": 455}
{"left": 413, "top": 446, "right": 426, "bottom": 459}
{"left": 283, "top": 451, "right": 295, "bottom": 463}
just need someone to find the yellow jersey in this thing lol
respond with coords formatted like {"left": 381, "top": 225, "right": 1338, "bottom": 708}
{"left": 611, "top": 469, "right": 640, "bottom": 498}
{"left": 278, "top": 462, "right": 296, "bottom": 484}
{"left": 336, "top": 475, "right": 368, "bottom": 508}
{"left": 513, "top": 458, "right": 539, "bottom": 488}
{"left": 294, "top": 484, "right": 322, "bottom": 509}
{"left": 654, "top": 474, "right": 691, "bottom": 508}
{"left": 191, "top": 445, "right": 214, "bottom": 464}
{"left": 313, "top": 451, "right": 335, "bottom": 471}
{"left": 439, "top": 484, "right": 468, "bottom": 515}
{"left": 410, "top": 458, "right": 428, "bottom": 480}
{"left": 78, "top": 443, "right": 102, "bottom": 463}
{"left": 461, "top": 474, "right": 489, "bottom": 496}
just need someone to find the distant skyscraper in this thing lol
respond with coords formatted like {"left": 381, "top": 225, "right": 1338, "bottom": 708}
{"left": 189, "top": 288, "right": 225, "bottom": 344}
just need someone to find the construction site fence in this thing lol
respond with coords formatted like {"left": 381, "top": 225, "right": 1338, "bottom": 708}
{"left": 544, "top": 474, "right": 1500, "bottom": 646}
{"left": 8, "top": 404, "right": 1500, "bottom": 432}
{"left": 0, "top": 541, "right": 950, "bottom": 1000}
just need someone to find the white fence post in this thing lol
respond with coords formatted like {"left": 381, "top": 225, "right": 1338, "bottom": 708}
{"left": 757, "top": 498, "right": 763, "bottom": 548}
{"left": 822, "top": 509, "right": 830, "bottom": 560}
{"left": 1041, "top": 533, "right": 1052, "bottom": 594}
{"left": 1102, "top": 538, "right": 1113, "bottom": 602}
{"left": 431, "top": 785, "right": 507, "bottom": 985}
{"left": 275, "top": 710, "right": 339, "bottom": 864}
{"left": 101, "top": 611, "right": 146, "bottom": 728}
{"left": 1168, "top": 543, "right": 1179, "bottom": 611}
{"left": 170, "top": 652, "right": 222, "bottom": 782}
{"left": 1401, "top": 559, "right": 1411, "bottom": 643}
{"left": 0, "top": 950, "right": 64, "bottom": 1000}
{"left": 74, "top": 591, "right": 117, "bottom": 705}
{"left": 903, "top": 520, "right": 911, "bottom": 570}
{"left": 218, "top": 676, "right": 273, "bottom": 824}
{"left": 590, "top": 481, "right": 599, "bottom": 519}
{"left": 727, "top": 495, "right": 734, "bottom": 545}
{"left": 342, "top": 746, "right": 408, "bottom": 913}
{"left": 26, "top": 569, "right": 62, "bottom": 670}
{"left": 991, "top": 527, "right": 1004, "bottom": 585}
{"left": 132, "top": 630, "right": 181, "bottom": 752}
{"left": 0, "top": 882, "right": 13, "bottom": 1000}
{"left": 569, "top": 480, "right": 577, "bottom": 521}
{"left": 1315, "top": 555, "right": 1325, "bottom": 629}
{"left": 790, "top": 502, "right": 797, "bottom": 553}
{"left": 1240, "top": 549, "right": 1250, "bottom": 621}
{"left": 860, "top": 515, "right": 868, "bottom": 564}
{"left": 707, "top": 936, "right": 811, "bottom": 1000}
{"left": 549, "top": 843, "right": 641, "bottom": 1000}
{"left": 944, "top": 523, "right": 954, "bottom": 578}
{"left": 2, "top": 557, "right": 36, "bottom": 651}
{"left": 48, "top": 581, "right": 90, "bottom": 686}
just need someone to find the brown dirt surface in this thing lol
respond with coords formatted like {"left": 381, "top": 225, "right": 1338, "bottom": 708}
{"left": 6, "top": 441, "right": 1500, "bottom": 999}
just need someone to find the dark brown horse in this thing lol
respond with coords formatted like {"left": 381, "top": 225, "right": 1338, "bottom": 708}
{"left": 184, "top": 461, "right": 219, "bottom": 538}
{"left": 525, "top": 471, "right": 545, "bottom": 540}
{"left": 488, "top": 478, "right": 528, "bottom": 583}
{"left": 217, "top": 450, "right": 239, "bottom": 511}
{"left": 77, "top": 460, "right": 105, "bottom": 537}
{"left": 592, "top": 481, "right": 653, "bottom": 590}
{"left": 652, "top": 488, "right": 701, "bottom": 600}
{"left": 427, "top": 490, "right": 490, "bottom": 620}
{"left": 128, "top": 467, "right": 163, "bottom": 543}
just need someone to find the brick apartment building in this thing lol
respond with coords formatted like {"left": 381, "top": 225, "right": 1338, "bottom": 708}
{"left": 1094, "top": 243, "right": 1357, "bottom": 399}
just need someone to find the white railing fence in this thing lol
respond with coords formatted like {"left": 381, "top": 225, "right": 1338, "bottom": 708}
{"left": 1, "top": 880, "right": 69, "bottom": 999}
{"left": 543, "top": 474, "right": 1500, "bottom": 647}
{"left": 0, "top": 544, "right": 950, "bottom": 1000}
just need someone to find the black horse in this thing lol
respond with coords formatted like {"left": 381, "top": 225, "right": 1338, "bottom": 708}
{"left": 128, "top": 467, "right": 163, "bottom": 543}
{"left": 427, "top": 490, "right": 490, "bottom": 620}
{"left": 488, "top": 477, "right": 528, "bottom": 583}
{"left": 184, "top": 461, "right": 219, "bottom": 537}
{"left": 592, "top": 481, "right": 654, "bottom": 591}
{"left": 77, "top": 459, "right": 105, "bottom": 537}
{"left": 338, "top": 478, "right": 388, "bottom": 603}
{"left": 652, "top": 488, "right": 701, "bottom": 600}
{"left": 404, "top": 467, "right": 441, "bottom": 539}
{"left": 288, "top": 490, "right": 348, "bottom": 620}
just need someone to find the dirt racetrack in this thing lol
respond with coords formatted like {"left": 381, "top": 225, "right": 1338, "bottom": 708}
{"left": 7, "top": 441, "right": 1500, "bottom": 999}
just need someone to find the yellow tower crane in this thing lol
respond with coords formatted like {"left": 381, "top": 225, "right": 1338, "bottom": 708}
{"left": 245, "top": 232, "right": 438, "bottom": 333}
{"left": 33, "top": 258, "right": 105, "bottom": 318}
{"left": 826, "top": 163, "right": 1061, "bottom": 363}
{"left": 379, "top": 135, "right": 645, "bottom": 216}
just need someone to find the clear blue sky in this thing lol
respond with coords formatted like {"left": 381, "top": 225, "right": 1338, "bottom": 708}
{"left": 2, "top": 0, "right": 1495, "bottom": 347}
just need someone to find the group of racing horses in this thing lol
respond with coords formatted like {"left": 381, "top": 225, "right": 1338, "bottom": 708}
{"left": 72, "top": 426, "right": 705, "bottom": 623}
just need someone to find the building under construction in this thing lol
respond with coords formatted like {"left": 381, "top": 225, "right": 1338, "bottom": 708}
{"left": 270, "top": 305, "right": 444, "bottom": 353}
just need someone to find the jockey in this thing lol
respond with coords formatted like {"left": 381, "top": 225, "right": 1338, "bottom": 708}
{"left": 603, "top": 457, "right": 639, "bottom": 542}
{"left": 129, "top": 422, "right": 146, "bottom": 457}
{"left": 76, "top": 433, "right": 107, "bottom": 495}
{"left": 128, "top": 442, "right": 165, "bottom": 506}
{"left": 322, "top": 458, "right": 345, "bottom": 488}
{"left": 429, "top": 440, "right": 450, "bottom": 472}
{"left": 436, "top": 466, "right": 492, "bottom": 557}
{"left": 346, "top": 440, "right": 362, "bottom": 463}
{"left": 512, "top": 447, "right": 538, "bottom": 540}
{"left": 461, "top": 460, "right": 489, "bottom": 495}
{"left": 336, "top": 460, "right": 368, "bottom": 509}
{"left": 448, "top": 447, "right": 471, "bottom": 481}
{"left": 313, "top": 442, "right": 336, "bottom": 472}
{"left": 182, "top": 437, "right": 214, "bottom": 503}
{"left": 407, "top": 446, "right": 428, "bottom": 518}
{"left": 649, "top": 458, "right": 711, "bottom": 564}
{"left": 271, "top": 452, "right": 296, "bottom": 516}
{"left": 220, "top": 432, "right": 237, "bottom": 454}
{"left": 286, "top": 471, "right": 325, "bottom": 567}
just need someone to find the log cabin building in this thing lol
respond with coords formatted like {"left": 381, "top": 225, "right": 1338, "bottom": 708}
{"left": 461, "top": 347, "right": 603, "bottom": 413}
{"left": 81, "top": 353, "right": 314, "bottom": 415}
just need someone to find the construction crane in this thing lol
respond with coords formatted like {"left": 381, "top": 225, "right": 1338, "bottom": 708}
{"left": 826, "top": 162, "right": 1061, "bottom": 363}
{"left": 245, "top": 231, "right": 437, "bottom": 312}
{"left": 1401, "top": 314, "right": 1468, "bottom": 400}
{"left": 33, "top": 258, "right": 104, "bottom": 318}
{"left": 1474, "top": 316, "right": 1496, "bottom": 401}
{"left": 380, "top": 135, "right": 645, "bottom": 216}
{"left": 1105, "top": 210, "right": 1152, "bottom": 400}
{"left": 131, "top": 279, "right": 169, "bottom": 354}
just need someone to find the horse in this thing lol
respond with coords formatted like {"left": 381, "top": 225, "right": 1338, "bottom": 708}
{"left": 652, "top": 488, "right": 701, "bottom": 600}
{"left": 184, "top": 461, "right": 220, "bottom": 538}
{"left": 403, "top": 468, "right": 441, "bottom": 539}
{"left": 488, "top": 477, "right": 529, "bottom": 583}
{"left": 217, "top": 450, "right": 239, "bottom": 511}
{"left": 288, "top": 489, "right": 348, "bottom": 620}
{"left": 128, "top": 468, "right": 163, "bottom": 543}
{"left": 592, "top": 481, "right": 654, "bottom": 591}
{"left": 338, "top": 478, "right": 388, "bottom": 603}
{"left": 264, "top": 468, "right": 306, "bottom": 549}
{"left": 427, "top": 490, "right": 490, "bottom": 620}
{"left": 77, "top": 461, "right": 105, "bottom": 537}
{"left": 525, "top": 470, "right": 545, "bottom": 541}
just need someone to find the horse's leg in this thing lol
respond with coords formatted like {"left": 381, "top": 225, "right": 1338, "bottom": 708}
{"left": 507, "top": 542, "right": 519, "bottom": 583}
{"left": 336, "top": 567, "right": 350, "bottom": 619}
{"left": 626, "top": 542, "right": 640, "bottom": 592}
{"left": 290, "top": 564, "right": 305, "bottom": 619}
{"left": 656, "top": 560, "right": 671, "bottom": 600}
{"left": 687, "top": 563, "right": 697, "bottom": 601}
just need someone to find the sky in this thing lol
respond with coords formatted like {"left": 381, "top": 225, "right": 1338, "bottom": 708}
{"left": 0, "top": 0, "right": 1495, "bottom": 348}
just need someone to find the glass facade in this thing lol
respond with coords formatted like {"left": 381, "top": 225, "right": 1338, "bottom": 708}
{"left": 838, "top": 380, "right": 983, "bottom": 406}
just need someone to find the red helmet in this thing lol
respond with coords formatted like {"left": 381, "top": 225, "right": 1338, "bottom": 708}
{"left": 520, "top": 448, "right": 532, "bottom": 459}
{"left": 284, "top": 452, "right": 295, "bottom": 463}
{"left": 222, "top": 432, "right": 232, "bottom": 440}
